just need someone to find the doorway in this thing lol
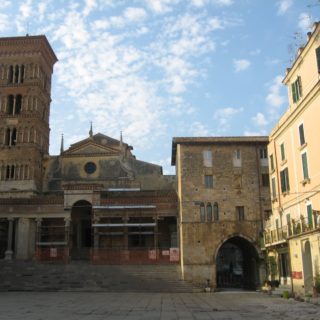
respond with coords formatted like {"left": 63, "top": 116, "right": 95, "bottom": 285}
{"left": 216, "top": 236, "right": 260, "bottom": 289}
{"left": 71, "top": 200, "right": 92, "bottom": 260}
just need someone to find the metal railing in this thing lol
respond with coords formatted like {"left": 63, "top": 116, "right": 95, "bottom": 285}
{"left": 264, "top": 215, "right": 320, "bottom": 246}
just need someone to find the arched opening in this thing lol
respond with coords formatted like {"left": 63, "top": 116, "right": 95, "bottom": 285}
{"left": 71, "top": 200, "right": 92, "bottom": 260}
{"left": 216, "top": 236, "right": 260, "bottom": 290}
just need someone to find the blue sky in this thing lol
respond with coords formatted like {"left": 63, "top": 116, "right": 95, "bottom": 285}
{"left": 0, "top": 0, "right": 319, "bottom": 174}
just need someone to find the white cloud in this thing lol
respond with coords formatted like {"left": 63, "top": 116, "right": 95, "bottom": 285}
{"left": 212, "top": 0, "right": 233, "bottom": 6}
{"left": 191, "top": 0, "right": 206, "bottom": 7}
{"left": 83, "top": 0, "right": 97, "bottom": 16}
{"left": 190, "top": 122, "right": 210, "bottom": 136}
{"left": 266, "top": 75, "right": 285, "bottom": 107}
{"left": 0, "top": 13, "right": 9, "bottom": 31}
{"left": 252, "top": 112, "right": 268, "bottom": 127}
{"left": 233, "top": 59, "right": 251, "bottom": 72}
{"left": 124, "top": 7, "right": 147, "bottom": 21}
{"left": 0, "top": 1, "right": 11, "bottom": 9}
{"left": 213, "top": 107, "right": 243, "bottom": 130}
{"left": 298, "top": 13, "right": 313, "bottom": 32}
{"left": 277, "top": 0, "right": 293, "bottom": 15}
{"left": 145, "top": 0, "right": 179, "bottom": 14}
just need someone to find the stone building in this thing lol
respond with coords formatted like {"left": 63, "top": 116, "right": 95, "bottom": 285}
{"left": 0, "top": 35, "right": 178, "bottom": 264}
{"left": 171, "top": 137, "right": 271, "bottom": 289}
{"left": 264, "top": 22, "right": 320, "bottom": 296}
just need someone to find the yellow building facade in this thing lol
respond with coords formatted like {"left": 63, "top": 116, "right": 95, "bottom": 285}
{"left": 265, "top": 22, "right": 320, "bottom": 296}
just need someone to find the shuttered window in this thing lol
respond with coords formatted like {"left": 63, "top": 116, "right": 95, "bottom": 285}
{"left": 299, "top": 123, "right": 305, "bottom": 146}
{"left": 301, "top": 152, "right": 309, "bottom": 180}
{"left": 316, "top": 47, "right": 320, "bottom": 73}
{"left": 280, "top": 167, "right": 290, "bottom": 193}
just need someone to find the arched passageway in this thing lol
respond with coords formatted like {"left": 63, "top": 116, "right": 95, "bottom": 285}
{"left": 71, "top": 200, "right": 92, "bottom": 260}
{"left": 216, "top": 236, "right": 260, "bottom": 289}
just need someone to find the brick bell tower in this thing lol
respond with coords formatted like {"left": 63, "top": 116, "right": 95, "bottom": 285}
{"left": 0, "top": 35, "right": 57, "bottom": 197}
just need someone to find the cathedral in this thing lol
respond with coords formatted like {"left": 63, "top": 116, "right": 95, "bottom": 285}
{"left": 0, "top": 35, "right": 178, "bottom": 264}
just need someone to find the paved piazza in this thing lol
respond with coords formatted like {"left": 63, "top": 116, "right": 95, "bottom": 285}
{"left": 0, "top": 292, "right": 319, "bottom": 320}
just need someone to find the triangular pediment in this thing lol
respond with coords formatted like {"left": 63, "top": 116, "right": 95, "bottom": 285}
{"left": 64, "top": 137, "right": 120, "bottom": 156}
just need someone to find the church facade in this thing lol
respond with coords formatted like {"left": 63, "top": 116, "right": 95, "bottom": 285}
{"left": 0, "top": 35, "right": 178, "bottom": 264}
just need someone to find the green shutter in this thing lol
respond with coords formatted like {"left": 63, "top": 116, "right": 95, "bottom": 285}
{"left": 302, "top": 153, "right": 309, "bottom": 179}
{"left": 307, "top": 204, "right": 313, "bottom": 227}
{"left": 299, "top": 124, "right": 305, "bottom": 145}
{"left": 316, "top": 47, "right": 320, "bottom": 73}
{"left": 291, "top": 82, "right": 297, "bottom": 103}
{"left": 297, "top": 77, "right": 302, "bottom": 99}
{"left": 285, "top": 168, "right": 290, "bottom": 191}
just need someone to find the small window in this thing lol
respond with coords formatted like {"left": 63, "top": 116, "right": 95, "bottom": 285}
{"left": 213, "top": 203, "right": 219, "bottom": 221}
{"left": 280, "top": 167, "right": 290, "bottom": 193}
{"left": 301, "top": 152, "right": 309, "bottom": 180}
{"left": 291, "top": 76, "right": 302, "bottom": 103}
{"left": 203, "top": 150, "right": 212, "bottom": 167}
{"left": 259, "top": 148, "right": 267, "bottom": 159}
{"left": 207, "top": 203, "right": 212, "bottom": 222}
{"left": 280, "top": 143, "right": 286, "bottom": 162}
{"left": 270, "top": 154, "right": 274, "bottom": 171}
{"left": 236, "top": 206, "right": 245, "bottom": 221}
{"left": 233, "top": 149, "right": 241, "bottom": 167}
{"left": 204, "top": 175, "right": 213, "bottom": 188}
{"left": 262, "top": 174, "right": 269, "bottom": 187}
{"left": 200, "top": 203, "right": 205, "bottom": 222}
{"left": 298, "top": 123, "right": 305, "bottom": 146}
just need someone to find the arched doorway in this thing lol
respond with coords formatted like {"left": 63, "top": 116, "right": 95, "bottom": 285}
{"left": 71, "top": 200, "right": 92, "bottom": 260}
{"left": 216, "top": 236, "right": 260, "bottom": 289}
{"left": 302, "top": 240, "right": 313, "bottom": 294}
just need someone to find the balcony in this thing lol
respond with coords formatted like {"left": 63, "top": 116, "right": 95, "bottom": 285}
{"left": 264, "top": 215, "right": 320, "bottom": 247}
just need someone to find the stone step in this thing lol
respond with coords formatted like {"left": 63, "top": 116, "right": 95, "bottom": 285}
{"left": 0, "top": 260, "right": 201, "bottom": 293}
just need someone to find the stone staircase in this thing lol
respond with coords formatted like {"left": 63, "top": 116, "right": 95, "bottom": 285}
{"left": 0, "top": 260, "right": 202, "bottom": 293}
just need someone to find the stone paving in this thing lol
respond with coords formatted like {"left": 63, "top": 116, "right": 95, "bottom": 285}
{"left": 0, "top": 291, "right": 319, "bottom": 320}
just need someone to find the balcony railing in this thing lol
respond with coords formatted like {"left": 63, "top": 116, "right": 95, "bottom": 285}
{"left": 264, "top": 215, "right": 320, "bottom": 246}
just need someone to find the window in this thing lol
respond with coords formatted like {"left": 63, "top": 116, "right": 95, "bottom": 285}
{"left": 236, "top": 206, "right": 245, "bottom": 221}
{"left": 203, "top": 150, "right": 212, "bottom": 167}
{"left": 270, "top": 154, "right": 274, "bottom": 171}
{"left": 301, "top": 152, "right": 309, "bottom": 180}
{"left": 316, "top": 46, "right": 320, "bottom": 73}
{"left": 291, "top": 76, "right": 302, "bottom": 103}
{"left": 5, "top": 128, "right": 17, "bottom": 146}
{"left": 204, "top": 175, "right": 213, "bottom": 188}
{"left": 259, "top": 148, "right": 267, "bottom": 159}
{"left": 262, "top": 174, "right": 269, "bottom": 187}
{"left": 307, "top": 204, "right": 313, "bottom": 227}
{"left": 271, "top": 177, "right": 277, "bottom": 199}
{"left": 233, "top": 149, "right": 241, "bottom": 167}
{"left": 7, "top": 94, "right": 22, "bottom": 115}
{"left": 6, "top": 165, "right": 15, "bottom": 180}
{"left": 207, "top": 203, "right": 212, "bottom": 222}
{"left": 213, "top": 203, "right": 219, "bottom": 221}
{"left": 200, "top": 203, "right": 205, "bottom": 222}
{"left": 84, "top": 162, "right": 96, "bottom": 174}
{"left": 298, "top": 123, "right": 305, "bottom": 146}
{"left": 280, "top": 143, "right": 285, "bottom": 162}
{"left": 280, "top": 167, "right": 290, "bottom": 193}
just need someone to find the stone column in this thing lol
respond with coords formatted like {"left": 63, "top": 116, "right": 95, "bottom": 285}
{"left": 16, "top": 217, "right": 32, "bottom": 259}
{"left": 4, "top": 218, "right": 14, "bottom": 260}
